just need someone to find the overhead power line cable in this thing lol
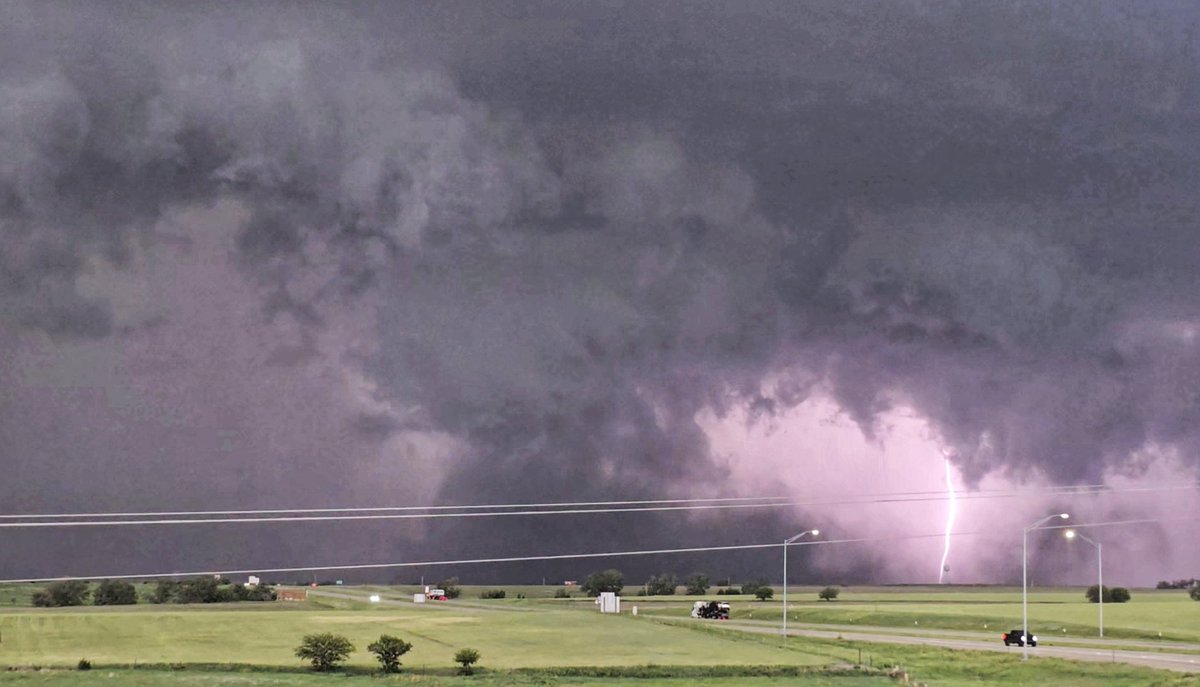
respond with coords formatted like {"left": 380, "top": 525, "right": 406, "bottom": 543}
{"left": 0, "top": 483, "right": 1194, "bottom": 529}
{"left": 4, "top": 516, "right": 1196, "bottom": 584}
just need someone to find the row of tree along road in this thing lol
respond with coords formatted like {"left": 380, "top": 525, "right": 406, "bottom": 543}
{"left": 31, "top": 578, "right": 277, "bottom": 607}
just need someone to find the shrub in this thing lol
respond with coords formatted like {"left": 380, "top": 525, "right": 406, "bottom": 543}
{"left": 32, "top": 580, "right": 90, "bottom": 607}
{"left": 295, "top": 633, "right": 354, "bottom": 671}
{"left": 740, "top": 579, "right": 769, "bottom": 596}
{"left": 1085, "top": 585, "right": 1130, "bottom": 603}
{"left": 645, "top": 573, "right": 677, "bottom": 596}
{"left": 479, "top": 589, "right": 506, "bottom": 599}
{"left": 1191, "top": 586, "right": 1200, "bottom": 601}
{"left": 818, "top": 586, "right": 840, "bottom": 601}
{"left": 93, "top": 580, "right": 138, "bottom": 606}
{"left": 554, "top": 588, "right": 571, "bottom": 598}
{"left": 439, "top": 577, "right": 462, "bottom": 599}
{"left": 150, "top": 580, "right": 179, "bottom": 604}
{"left": 367, "top": 634, "right": 412, "bottom": 673}
{"left": 454, "top": 647, "right": 481, "bottom": 675}
{"left": 76, "top": 659, "right": 92, "bottom": 671}
{"left": 754, "top": 586, "right": 774, "bottom": 601}
{"left": 685, "top": 573, "right": 710, "bottom": 596}
{"left": 582, "top": 569, "right": 624, "bottom": 597}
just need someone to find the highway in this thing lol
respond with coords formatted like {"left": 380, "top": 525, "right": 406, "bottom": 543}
{"left": 709, "top": 619, "right": 1200, "bottom": 674}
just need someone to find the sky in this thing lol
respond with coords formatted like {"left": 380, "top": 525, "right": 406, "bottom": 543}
{"left": 2, "top": 0, "right": 1199, "bottom": 586}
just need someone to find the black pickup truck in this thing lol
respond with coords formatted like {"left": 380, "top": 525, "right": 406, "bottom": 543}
{"left": 1002, "top": 629, "right": 1037, "bottom": 647}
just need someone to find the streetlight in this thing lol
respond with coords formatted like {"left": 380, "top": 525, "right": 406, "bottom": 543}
{"left": 1022, "top": 512, "right": 1069, "bottom": 660}
{"left": 1065, "top": 529, "right": 1103, "bottom": 637}
{"left": 782, "top": 529, "right": 820, "bottom": 639}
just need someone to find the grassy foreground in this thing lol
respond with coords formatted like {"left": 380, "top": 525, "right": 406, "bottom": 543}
{"left": 2, "top": 585, "right": 1199, "bottom": 685}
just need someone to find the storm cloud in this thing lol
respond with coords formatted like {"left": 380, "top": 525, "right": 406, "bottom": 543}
{"left": 2, "top": 1, "right": 1199, "bottom": 584}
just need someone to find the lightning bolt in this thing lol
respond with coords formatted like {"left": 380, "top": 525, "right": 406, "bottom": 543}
{"left": 938, "top": 456, "right": 958, "bottom": 584}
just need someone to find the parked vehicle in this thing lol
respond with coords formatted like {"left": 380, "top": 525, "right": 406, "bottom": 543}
{"left": 691, "top": 600, "right": 731, "bottom": 620}
{"left": 1002, "top": 629, "right": 1037, "bottom": 647}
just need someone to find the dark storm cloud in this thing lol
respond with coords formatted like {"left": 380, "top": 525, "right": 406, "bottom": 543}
{"left": 2, "top": 0, "right": 1200, "bottom": 581}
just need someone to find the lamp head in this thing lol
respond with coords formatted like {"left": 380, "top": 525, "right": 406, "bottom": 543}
{"left": 811, "top": 529, "right": 820, "bottom": 536}
{"left": 1059, "top": 513, "right": 1070, "bottom": 519}
{"left": 1064, "top": 529, "right": 1076, "bottom": 539}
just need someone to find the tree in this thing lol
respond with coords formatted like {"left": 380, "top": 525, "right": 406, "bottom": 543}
{"left": 754, "top": 586, "right": 775, "bottom": 601}
{"left": 93, "top": 580, "right": 138, "bottom": 605}
{"left": 367, "top": 635, "right": 412, "bottom": 673}
{"left": 818, "top": 586, "right": 840, "bottom": 601}
{"left": 645, "top": 573, "right": 677, "bottom": 596}
{"left": 685, "top": 573, "right": 710, "bottom": 596}
{"left": 149, "top": 580, "right": 179, "bottom": 604}
{"left": 295, "top": 633, "right": 354, "bottom": 671}
{"left": 582, "top": 569, "right": 624, "bottom": 597}
{"left": 439, "top": 577, "right": 462, "bottom": 599}
{"left": 1085, "top": 585, "right": 1130, "bottom": 603}
{"left": 740, "top": 579, "right": 769, "bottom": 596}
{"left": 1190, "top": 586, "right": 1200, "bottom": 601}
{"left": 32, "top": 580, "right": 90, "bottom": 607}
{"left": 454, "top": 647, "right": 481, "bottom": 675}
{"left": 480, "top": 589, "right": 506, "bottom": 599}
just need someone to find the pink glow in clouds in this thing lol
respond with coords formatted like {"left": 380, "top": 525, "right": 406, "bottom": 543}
{"left": 700, "top": 394, "right": 1200, "bottom": 586}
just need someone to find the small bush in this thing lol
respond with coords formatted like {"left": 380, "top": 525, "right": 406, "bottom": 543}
{"left": 76, "top": 659, "right": 92, "bottom": 671}
{"left": 1190, "top": 586, "right": 1200, "bottom": 601}
{"left": 645, "top": 573, "right": 677, "bottom": 596}
{"left": 93, "top": 580, "right": 138, "bottom": 606}
{"left": 754, "top": 586, "right": 774, "bottom": 601}
{"left": 554, "top": 588, "right": 571, "bottom": 598}
{"left": 818, "top": 586, "right": 840, "bottom": 601}
{"left": 740, "top": 579, "right": 769, "bottom": 596}
{"left": 685, "top": 573, "right": 710, "bottom": 595}
{"left": 581, "top": 569, "right": 624, "bottom": 597}
{"left": 32, "top": 580, "right": 90, "bottom": 607}
{"left": 295, "top": 633, "right": 354, "bottom": 671}
{"left": 439, "top": 577, "right": 462, "bottom": 599}
{"left": 367, "top": 634, "right": 412, "bottom": 673}
{"left": 1086, "top": 585, "right": 1131, "bottom": 603}
{"left": 454, "top": 647, "right": 481, "bottom": 675}
{"left": 479, "top": 589, "right": 506, "bottom": 599}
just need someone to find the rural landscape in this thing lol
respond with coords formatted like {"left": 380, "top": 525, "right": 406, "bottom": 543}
{"left": 2, "top": 577, "right": 1199, "bottom": 685}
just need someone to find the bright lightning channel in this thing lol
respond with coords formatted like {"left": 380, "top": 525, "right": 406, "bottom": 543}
{"left": 938, "top": 456, "right": 958, "bottom": 584}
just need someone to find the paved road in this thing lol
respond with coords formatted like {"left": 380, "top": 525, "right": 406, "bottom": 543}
{"left": 706, "top": 619, "right": 1200, "bottom": 673}
{"left": 699, "top": 617, "right": 1200, "bottom": 652}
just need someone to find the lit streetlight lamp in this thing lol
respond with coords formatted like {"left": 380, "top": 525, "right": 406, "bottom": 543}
{"left": 1065, "top": 529, "right": 1103, "bottom": 637}
{"left": 782, "top": 529, "right": 820, "bottom": 639}
{"left": 1023, "top": 512, "right": 1069, "bottom": 660}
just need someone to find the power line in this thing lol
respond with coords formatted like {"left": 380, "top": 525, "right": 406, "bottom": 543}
{"left": 4, "top": 517, "right": 1197, "bottom": 584}
{"left": 1, "top": 483, "right": 1192, "bottom": 527}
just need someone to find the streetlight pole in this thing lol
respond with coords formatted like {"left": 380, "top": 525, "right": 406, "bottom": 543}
{"left": 782, "top": 529, "right": 820, "bottom": 639}
{"left": 1023, "top": 512, "right": 1069, "bottom": 661}
{"left": 1065, "top": 529, "right": 1103, "bottom": 637}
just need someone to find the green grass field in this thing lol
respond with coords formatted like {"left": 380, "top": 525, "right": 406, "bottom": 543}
{"left": 636, "top": 586, "right": 1200, "bottom": 643}
{"left": 2, "top": 584, "right": 1199, "bottom": 686}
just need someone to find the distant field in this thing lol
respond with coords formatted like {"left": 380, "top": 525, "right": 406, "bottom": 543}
{"left": 0, "top": 601, "right": 835, "bottom": 669}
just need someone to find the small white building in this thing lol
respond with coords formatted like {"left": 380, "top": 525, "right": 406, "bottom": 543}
{"left": 596, "top": 591, "right": 620, "bottom": 613}
{"left": 245, "top": 575, "right": 261, "bottom": 588}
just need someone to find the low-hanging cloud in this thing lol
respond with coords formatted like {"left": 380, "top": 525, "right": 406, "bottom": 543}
{"left": 2, "top": 1, "right": 1199, "bottom": 583}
